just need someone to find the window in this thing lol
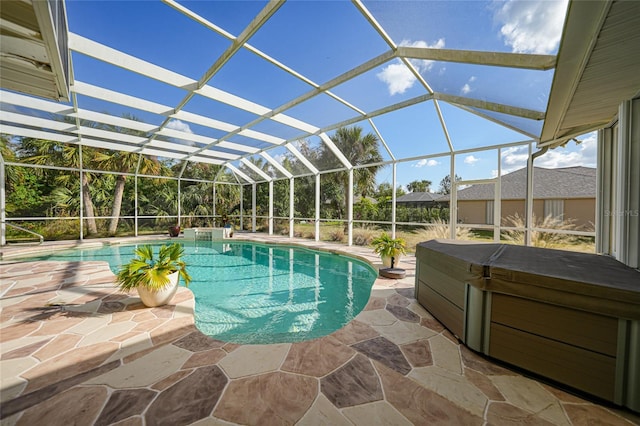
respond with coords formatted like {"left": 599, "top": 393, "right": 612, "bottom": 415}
{"left": 486, "top": 200, "right": 494, "bottom": 225}
{"left": 544, "top": 199, "right": 564, "bottom": 221}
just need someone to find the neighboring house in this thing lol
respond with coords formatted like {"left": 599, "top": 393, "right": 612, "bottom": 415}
{"left": 395, "top": 192, "right": 443, "bottom": 209}
{"left": 441, "top": 166, "right": 596, "bottom": 228}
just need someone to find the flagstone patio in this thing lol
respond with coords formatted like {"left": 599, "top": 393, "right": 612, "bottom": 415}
{"left": 1, "top": 235, "right": 638, "bottom": 425}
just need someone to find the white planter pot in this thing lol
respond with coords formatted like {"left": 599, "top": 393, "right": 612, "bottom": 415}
{"left": 137, "top": 271, "right": 179, "bottom": 307}
{"left": 381, "top": 253, "right": 402, "bottom": 268}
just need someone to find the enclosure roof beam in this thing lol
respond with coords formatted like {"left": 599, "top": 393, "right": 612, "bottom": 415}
{"left": 319, "top": 133, "right": 352, "bottom": 170}
{"left": 226, "top": 163, "right": 254, "bottom": 184}
{"left": 260, "top": 152, "right": 293, "bottom": 179}
{"left": 434, "top": 93, "right": 545, "bottom": 120}
{"left": 397, "top": 47, "right": 556, "bottom": 70}
{"left": 286, "top": 144, "right": 319, "bottom": 175}
{"left": 240, "top": 158, "right": 272, "bottom": 182}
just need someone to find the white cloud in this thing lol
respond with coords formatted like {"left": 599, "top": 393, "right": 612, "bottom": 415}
{"left": 537, "top": 133, "right": 597, "bottom": 168}
{"left": 413, "top": 158, "right": 441, "bottom": 168}
{"left": 494, "top": 0, "right": 568, "bottom": 54}
{"left": 377, "top": 38, "right": 445, "bottom": 95}
{"left": 461, "top": 76, "right": 476, "bottom": 95}
{"left": 377, "top": 62, "right": 417, "bottom": 96}
{"left": 464, "top": 155, "right": 479, "bottom": 165}
{"left": 166, "top": 119, "right": 193, "bottom": 133}
{"left": 498, "top": 132, "right": 597, "bottom": 174}
{"left": 499, "top": 145, "right": 530, "bottom": 174}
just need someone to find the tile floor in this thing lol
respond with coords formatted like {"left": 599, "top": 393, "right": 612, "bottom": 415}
{"left": 1, "top": 234, "right": 638, "bottom": 425}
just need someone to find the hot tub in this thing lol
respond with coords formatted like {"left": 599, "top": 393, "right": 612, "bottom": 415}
{"left": 415, "top": 239, "right": 640, "bottom": 412}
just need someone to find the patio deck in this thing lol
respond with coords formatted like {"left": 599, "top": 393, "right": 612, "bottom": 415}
{"left": 1, "top": 234, "right": 638, "bottom": 425}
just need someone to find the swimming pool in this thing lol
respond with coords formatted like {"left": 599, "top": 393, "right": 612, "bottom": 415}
{"left": 23, "top": 240, "right": 378, "bottom": 344}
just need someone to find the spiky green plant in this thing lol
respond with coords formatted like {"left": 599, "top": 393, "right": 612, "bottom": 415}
{"left": 116, "top": 243, "right": 191, "bottom": 291}
{"left": 371, "top": 232, "right": 407, "bottom": 258}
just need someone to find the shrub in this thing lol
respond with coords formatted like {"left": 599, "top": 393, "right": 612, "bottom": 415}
{"left": 415, "top": 218, "right": 472, "bottom": 241}
{"left": 501, "top": 213, "right": 579, "bottom": 248}
{"left": 352, "top": 229, "right": 375, "bottom": 246}
{"left": 328, "top": 229, "right": 345, "bottom": 242}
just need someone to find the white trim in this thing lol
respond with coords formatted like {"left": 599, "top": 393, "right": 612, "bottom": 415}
{"left": 226, "top": 163, "right": 254, "bottom": 184}
{"left": 241, "top": 158, "right": 272, "bottom": 182}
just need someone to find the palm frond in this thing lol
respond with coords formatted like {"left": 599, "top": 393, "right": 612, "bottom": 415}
{"left": 116, "top": 243, "right": 191, "bottom": 291}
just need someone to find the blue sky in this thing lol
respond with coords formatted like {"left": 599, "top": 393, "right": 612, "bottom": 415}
{"left": 58, "top": 0, "right": 596, "bottom": 191}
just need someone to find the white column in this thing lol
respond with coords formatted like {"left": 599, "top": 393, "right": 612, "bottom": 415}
{"left": 614, "top": 99, "right": 640, "bottom": 268}
{"left": 212, "top": 184, "right": 216, "bottom": 226}
{"left": 525, "top": 143, "right": 534, "bottom": 246}
{"left": 494, "top": 149, "right": 502, "bottom": 242}
{"left": 315, "top": 174, "right": 320, "bottom": 241}
{"left": 134, "top": 174, "right": 138, "bottom": 237}
{"left": 239, "top": 185, "right": 243, "bottom": 231}
{"left": 79, "top": 145, "right": 84, "bottom": 240}
{"left": 596, "top": 127, "right": 614, "bottom": 255}
{"left": 0, "top": 154, "right": 5, "bottom": 245}
{"left": 289, "top": 177, "right": 294, "bottom": 238}
{"left": 392, "top": 162, "right": 397, "bottom": 239}
{"left": 269, "top": 180, "right": 274, "bottom": 235}
{"left": 177, "top": 178, "right": 181, "bottom": 227}
{"left": 449, "top": 154, "right": 457, "bottom": 239}
{"left": 347, "top": 169, "right": 353, "bottom": 246}
{"left": 252, "top": 182, "right": 257, "bottom": 232}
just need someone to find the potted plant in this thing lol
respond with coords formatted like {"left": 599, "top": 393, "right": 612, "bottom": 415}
{"left": 371, "top": 232, "right": 407, "bottom": 268}
{"left": 168, "top": 224, "right": 181, "bottom": 237}
{"left": 116, "top": 243, "right": 192, "bottom": 307}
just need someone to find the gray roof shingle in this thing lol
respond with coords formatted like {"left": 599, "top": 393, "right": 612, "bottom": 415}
{"left": 396, "top": 192, "right": 442, "bottom": 203}
{"left": 437, "top": 166, "right": 596, "bottom": 201}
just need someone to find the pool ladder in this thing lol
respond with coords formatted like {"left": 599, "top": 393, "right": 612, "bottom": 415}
{"left": 2, "top": 222, "right": 44, "bottom": 245}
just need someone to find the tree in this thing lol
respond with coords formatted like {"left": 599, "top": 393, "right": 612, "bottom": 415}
{"left": 20, "top": 136, "right": 100, "bottom": 235}
{"left": 374, "top": 182, "right": 405, "bottom": 203}
{"left": 438, "top": 174, "right": 462, "bottom": 194}
{"left": 320, "top": 126, "right": 384, "bottom": 218}
{"left": 407, "top": 179, "right": 432, "bottom": 193}
{"left": 97, "top": 115, "right": 161, "bottom": 235}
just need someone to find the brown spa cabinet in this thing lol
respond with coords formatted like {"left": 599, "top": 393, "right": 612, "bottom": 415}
{"left": 415, "top": 239, "right": 640, "bottom": 412}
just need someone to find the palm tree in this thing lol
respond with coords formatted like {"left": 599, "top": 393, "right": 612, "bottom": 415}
{"left": 95, "top": 149, "right": 160, "bottom": 235}
{"left": 1, "top": 136, "right": 22, "bottom": 214}
{"left": 96, "top": 115, "right": 161, "bottom": 235}
{"left": 322, "top": 126, "right": 384, "bottom": 218}
{"left": 21, "top": 137, "right": 100, "bottom": 235}
{"left": 407, "top": 179, "right": 432, "bottom": 193}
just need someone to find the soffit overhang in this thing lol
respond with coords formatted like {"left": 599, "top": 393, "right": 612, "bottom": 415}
{"left": 541, "top": 0, "right": 640, "bottom": 147}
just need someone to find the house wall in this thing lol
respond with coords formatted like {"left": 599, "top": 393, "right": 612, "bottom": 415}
{"left": 457, "top": 198, "right": 595, "bottom": 229}
{"left": 458, "top": 201, "right": 486, "bottom": 224}
{"left": 500, "top": 200, "right": 526, "bottom": 226}
{"left": 564, "top": 198, "right": 596, "bottom": 229}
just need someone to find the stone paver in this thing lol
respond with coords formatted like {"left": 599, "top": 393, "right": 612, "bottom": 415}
{"left": 214, "top": 371, "right": 317, "bottom": 425}
{"left": 321, "top": 354, "right": 383, "bottom": 408}
{"left": 343, "top": 401, "right": 413, "bottom": 426}
{"left": 1, "top": 234, "right": 637, "bottom": 426}
{"left": 410, "top": 365, "right": 488, "bottom": 418}
{"left": 297, "top": 394, "right": 351, "bottom": 426}
{"left": 217, "top": 343, "right": 290, "bottom": 379}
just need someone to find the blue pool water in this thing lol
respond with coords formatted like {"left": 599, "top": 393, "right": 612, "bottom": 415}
{"left": 23, "top": 240, "right": 378, "bottom": 344}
